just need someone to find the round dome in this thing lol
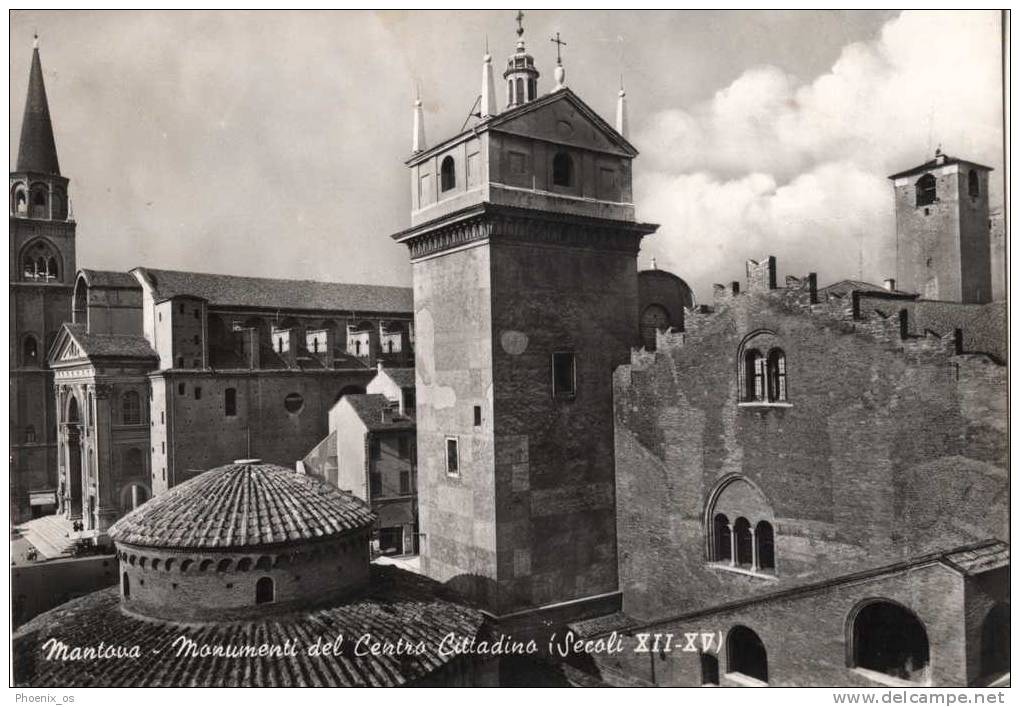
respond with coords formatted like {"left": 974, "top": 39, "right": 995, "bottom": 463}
{"left": 108, "top": 460, "right": 375, "bottom": 550}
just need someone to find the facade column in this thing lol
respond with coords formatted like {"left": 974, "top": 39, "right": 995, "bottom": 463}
{"left": 92, "top": 383, "right": 119, "bottom": 534}
{"left": 750, "top": 527, "right": 759, "bottom": 572}
{"left": 728, "top": 523, "right": 737, "bottom": 567}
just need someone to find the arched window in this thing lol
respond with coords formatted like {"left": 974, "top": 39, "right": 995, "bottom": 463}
{"left": 851, "top": 601, "right": 930, "bottom": 683}
{"left": 23, "top": 336, "right": 39, "bottom": 366}
{"left": 915, "top": 174, "right": 936, "bottom": 207}
{"left": 755, "top": 520, "right": 775, "bottom": 571}
{"left": 968, "top": 169, "right": 980, "bottom": 198}
{"left": 640, "top": 304, "right": 670, "bottom": 351}
{"left": 440, "top": 155, "right": 456, "bottom": 192}
{"left": 527, "top": 78, "right": 536, "bottom": 101}
{"left": 744, "top": 349, "right": 765, "bottom": 401}
{"left": 979, "top": 604, "right": 1009, "bottom": 683}
{"left": 766, "top": 349, "right": 787, "bottom": 402}
{"left": 30, "top": 187, "right": 47, "bottom": 218}
{"left": 727, "top": 625, "right": 768, "bottom": 683}
{"left": 21, "top": 240, "right": 59, "bottom": 281}
{"left": 733, "top": 517, "right": 753, "bottom": 567}
{"left": 256, "top": 576, "right": 274, "bottom": 604}
{"left": 552, "top": 152, "right": 574, "bottom": 187}
{"left": 508, "top": 79, "right": 515, "bottom": 105}
{"left": 224, "top": 388, "right": 237, "bottom": 417}
{"left": 713, "top": 513, "right": 732, "bottom": 562}
{"left": 515, "top": 78, "right": 524, "bottom": 105}
{"left": 700, "top": 652, "right": 720, "bottom": 686}
{"left": 122, "top": 572, "right": 131, "bottom": 598}
{"left": 12, "top": 185, "right": 27, "bottom": 215}
{"left": 121, "top": 391, "right": 141, "bottom": 425}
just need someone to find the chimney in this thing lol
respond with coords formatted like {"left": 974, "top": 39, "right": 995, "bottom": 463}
{"left": 883, "top": 278, "right": 896, "bottom": 292}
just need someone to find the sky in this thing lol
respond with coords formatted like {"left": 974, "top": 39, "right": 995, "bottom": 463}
{"left": 9, "top": 11, "right": 1004, "bottom": 300}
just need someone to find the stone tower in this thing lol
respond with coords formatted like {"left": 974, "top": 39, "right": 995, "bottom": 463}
{"left": 889, "top": 150, "right": 993, "bottom": 303}
{"left": 392, "top": 26, "right": 657, "bottom": 621}
{"left": 10, "top": 38, "right": 77, "bottom": 521}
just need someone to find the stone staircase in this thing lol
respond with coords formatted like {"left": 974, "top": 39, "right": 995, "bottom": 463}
{"left": 15, "top": 514, "right": 78, "bottom": 559}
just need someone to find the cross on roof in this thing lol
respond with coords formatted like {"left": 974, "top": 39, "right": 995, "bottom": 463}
{"left": 516, "top": 10, "right": 524, "bottom": 37}
{"left": 550, "top": 32, "right": 566, "bottom": 64}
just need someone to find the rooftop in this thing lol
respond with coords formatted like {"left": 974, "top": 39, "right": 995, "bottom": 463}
{"left": 381, "top": 367, "right": 415, "bottom": 389}
{"left": 13, "top": 565, "right": 483, "bottom": 687}
{"left": 888, "top": 154, "right": 994, "bottom": 180}
{"left": 108, "top": 460, "right": 376, "bottom": 550}
{"left": 819, "top": 279, "right": 915, "bottom": 299}
{"left": 345, "top": 394, "right": 416, "bottom": 432}
{"left": 133, "top": 267, "right": 413, "bottom": 314}
{"left": 78, "top": 269, "right": 139, "bottom": 289}
{"left": 61, "top": 323, "right": 158, "bottom": 360}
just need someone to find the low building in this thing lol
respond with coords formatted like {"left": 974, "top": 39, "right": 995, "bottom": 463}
{"left": 13, "top": 459, "right": 483, "bottom": 687}
{"left": 47, "top": 267, "right": 414, "bottom": 536}
{"left": 304, "top": 365, "right": 418, "bottom": 557}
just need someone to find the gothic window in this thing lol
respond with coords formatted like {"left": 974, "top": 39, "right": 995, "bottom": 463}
{"left": 552, "top": 352, "right": 576, "bottom": 397}
{"left": 121, "top": 391, "right": 142, "bottom": 425}
{"left": 21, "top": 240, "right": 59, "bottom": 281}
{"left": 255, "top": 577, "right": 274, "bottom": 604}
{"left": 224, "top": 388, "right": 237, "bottom": 417}
{"left": 969, "top": 169, "right": 980, "bottom": 198}
{"left": 30, "top": 186, "right": 47, "bottom": 218}
{"left": 12, "top": 185, "right": 27, "bottom": 215}
{"left": 915, "top": 174, "right": 936, "bottom": 207}
{"left": 727, "top": 625, "right": 768, "bottom": 684}
{"left": 22, "top": 336, "right": 39, "bottom": 366}
{"left": 552, "top": 152, "right": 574, "bottom": 187}
{"left": 755, "top": 520, "right": 775, "bottom": 571}
{"left": 733, "top": 517, "right": 753, "bottom": 567}
{"left": 713, "top": 513, "right": 732, "bottom": 562}
{"left": 766, "top": 349, "right": 787, "bottom": 402}
{"left": 744, "top": 349, "right": 765, "bottom": 401}
{"left": 440, "top": 155, "right": 456, "bottom": 192}
{"left": 851, "top": 601, "right": 929, "bottom": 683}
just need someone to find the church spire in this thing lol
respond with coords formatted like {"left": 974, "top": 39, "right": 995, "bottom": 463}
{"left": 616, "top": 77, "right": 629, "bottom": 139}
{"left": 17, "top": 36, "right": 61, "bottom": 176}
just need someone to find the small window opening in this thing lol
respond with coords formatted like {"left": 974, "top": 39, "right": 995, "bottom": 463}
{"left": 552, "top": 352, "right": 576, "bottom": 397}
{"left": 446, "top": 437, "right": 459, "bottom": 477}
{"left": 552, "top": 152, "right": 574, "bottom": 187}
{"left": 440, "top": 155, "right": 456, "bottom": 192}
{"left": 225, "top": 388, "right": 237, "bottom": 417}
{"left": 255, "top": 577, "right": 274, "bottom": 604}
{"left": 473, "top": 405, "right": 482, "bottom": 426}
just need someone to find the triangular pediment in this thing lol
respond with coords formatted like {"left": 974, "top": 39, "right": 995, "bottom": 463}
{"left": 487, "top": 89, "right": 637, "bottom": 158}
{"left": 48, "top": 324, "right": 86, "bottom": 365}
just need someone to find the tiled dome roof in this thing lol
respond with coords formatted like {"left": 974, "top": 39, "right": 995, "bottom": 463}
{"left": 108, "top": 460, "right": 375, "bottom": 549}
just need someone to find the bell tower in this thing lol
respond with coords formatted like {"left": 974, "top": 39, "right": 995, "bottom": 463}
{"left": 10, "top": 36, "right": 77, "bottom": 521}
{"left": 503, "top": 11, "right": 540, "bottom": 108}
{"left": 393, "top": 22, "right": 657, "bottom": 623}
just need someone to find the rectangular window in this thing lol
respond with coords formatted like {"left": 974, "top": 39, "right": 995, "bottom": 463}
{"left": 224, "top": 388, "right": 237, "bottom": 417}
{"left": 398, "top": 436, "right": 409, "bottom": 459}
{"left": 473, "top": 405, "right": 482, "bottom": 426}
{"left": 177, "top": 383, "right": 185, "bottom": 395}
{"left": 194, "top": 308, "right": 200, "bottom": 319}
{"left": 179, "top": 303, "right": 184, "bottom": 313}
{"left": 160, "top": 411, "right": 165, "bottom": 424}
{"left": 445, "top": 437, "right": 459, "bottom": 477}
{"left": 194, "top": 386, "right": 202, "bottom": 400}
{"left": 399, "top": 470, "right": 410, "bottom": 495}
{"left": 552, "top": 352, "right": 576, "bottom": 397}
{"left": 370, "top": 438, "right": 381, "bottom": 461}
{"left": 369, "top": 471, "right": 382, "bottom": 497}
{"left": 161, "top": 442, "right": 165, "bottom": 454}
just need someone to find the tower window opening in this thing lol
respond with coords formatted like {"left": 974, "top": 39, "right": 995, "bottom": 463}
{"left": 968, "top": 169, "right": 980, "bottom": 198}
{"left": 713, "top": 513, "right": 732, "bottom": 562}
{"left": 744, "top": 349, "right": 765, "bottom": 401}
{"left": 733, "top": 517, "right": 753, "bottom": 567}
{"left": 440, "top": 156, "right": 456, "bottom": 192}
{"left": 224, "top": 388, "right": 237, "bottom": 417}
{"left": 766, "top": 349, "right": 787, "bottom": 402}
{"left": 23, "top": 336, "right": 39, "bottom": 365}
{"left": 915, "top": 174, "right": 936, "bottom": 207}
{"left": 552, "top": 152, "right": 574, "bottom": 187}
{"left": 527, "top": 78, "right": 536, "bottom": 101}
{"left": 515, "top": 78, "right": 524, "bottom": 105}
{"left": 446, "top": 437, "right": 459, "bottom": 477}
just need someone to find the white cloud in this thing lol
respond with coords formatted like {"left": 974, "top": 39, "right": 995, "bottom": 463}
{"left": 634, "top": 10, "right": 1003, "bottom": 299}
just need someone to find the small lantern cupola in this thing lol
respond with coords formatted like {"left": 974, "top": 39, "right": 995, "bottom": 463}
{"left": 504, "top": 11, "right": 539, "bottom": 108}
